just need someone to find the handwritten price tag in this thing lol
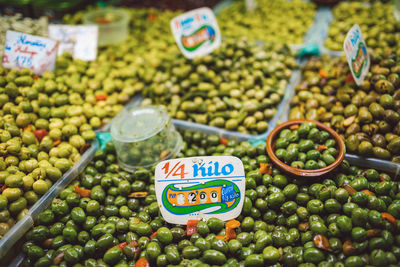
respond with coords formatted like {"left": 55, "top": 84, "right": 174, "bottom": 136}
{"left": 343, "top": 24, "right": 370, "bottom": 85}
{"left": 2, "top": 31, "right": 58, "bottom": 75}
{"left": 48, "top": 25, "right": 98, "bottom": 61}
{"left": 155, "top": 156, "right": 245, "bottom": 225}
{"left": 170, "top": 7, "right": 221, "bottom": 59}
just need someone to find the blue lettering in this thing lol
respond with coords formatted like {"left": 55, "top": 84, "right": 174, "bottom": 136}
{"left": 207, "top": 161, "right": 213, "bottom": 176}
{"left": 193, "top": 163, "right": 206, "bottom": 177}
{"left": 181, "top": 17, "right": 194, "bottom": 27}
{"left": 213, "top": 162, "right": 221, "bottom": 176}
{"left": 221, "top": 164, "right": 234, "bottom": 175}
{"left": 17, "top": 34, "right": 46, "bottom": 49}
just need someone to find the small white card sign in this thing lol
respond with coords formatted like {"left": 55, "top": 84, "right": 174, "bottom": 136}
{"left": 2, "top": 30, "right": 58, "bottom": 75}
{"left": 155, "top": 156, "right": 245, "bottom": 225}
{"left": 170, "top": 7, "right": 221, "bottom": 59}
{"left": 48, "top": 25, "right": 98, "bottom": 61}
{"left": 343, "top": 24, "right": 370, "bottom": 85}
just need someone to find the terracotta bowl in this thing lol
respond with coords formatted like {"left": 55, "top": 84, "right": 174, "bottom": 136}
{"left": 266, "top": 119, "right": 345, "bottom": 177}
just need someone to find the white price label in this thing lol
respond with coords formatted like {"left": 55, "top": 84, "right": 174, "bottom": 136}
{"left": 155, "top": 156, "right": 245, "bottom": 225}
{"left": 2, "top": 30, "right": 58, "bottom": 75}
{"left": 49, "top": 25, "right": 98, "bottom": 61}
{"left": 170, "top": 7, "right": 221, "bottom": 59}
{"left": 343, "top": 24, "right": 370, "bottom": 85}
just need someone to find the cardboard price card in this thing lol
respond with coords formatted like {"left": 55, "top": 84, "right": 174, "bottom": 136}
{"left": 2, "top": 30, "right": 58, "bottom": 75}
{"left": 48, "top": 25, "right": 98, "bottom": 61}
{"left": 343, "top": 24, "right": 370, "bottom": 85}
{"left": 170, "top": 7, "right": 221, "bottom": 59}
{"left": 155, "top": 156, "right": 245, "bottom": 225}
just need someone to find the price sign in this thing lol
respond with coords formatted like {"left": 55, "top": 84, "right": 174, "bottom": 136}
{"left": 170, "top": 7, "right": 221, "bottom": 59}
{"left": 343, "top": 24, "right": 370, "bottom": 85}
{"left": 48, "top": 25, "right": 98, "bottom": 61}
{"left": 155, "top": 156, "right": 245, "bottom": 225}
{"left": 2, "top": 30, "right": 58, "bottom": 75}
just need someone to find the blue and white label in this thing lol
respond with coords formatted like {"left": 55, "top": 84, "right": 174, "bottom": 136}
{"left": 343, "top": 24, "right": 370, "bottom": 85}
{"left": 155, "top": 156, "right": 245, "bottom": 225}
{"left": 2, "top": 30, "right": 58, "bottom": 75}
{"left": 48, "top": 25, "right": 98, "bottom": 61}
{"left": 170, "top": 7, "right": 221, "bottom": 59}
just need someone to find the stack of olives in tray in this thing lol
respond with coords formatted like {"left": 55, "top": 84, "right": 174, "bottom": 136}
{"left": 274, "top": 122, "right": 338, "bottom": 170}
{"left": 21, "top": 130, "right": 400, "bottom": 266}
{"left": 64, "top": 7, "right": 180, "bottom": 68}
{"left": 218, "top": 0, "right": 316, "bottom": 45}
{"left": 0, "top": 49, "right": 144, "bottom": 237}
{"left": 142, "top": 38, "right": 296, "bottom": 135}
{"left": 289, "top": 52, "right": 400, "bottom": 162}
{"left": 325, "top": 2, "right": 400, "bottom": 53}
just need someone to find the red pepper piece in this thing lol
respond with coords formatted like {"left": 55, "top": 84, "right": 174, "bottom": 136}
{"left": 319, "top": 69, "right": 328, "bottom": 78}
{"left": 53, "top": 140, "right": 61, "bottom": 146}
{"left": 74, "top": 185, "right": 91, "bottom": 198}
{"left": 259, "top": 163, "right": 272, "bottom": 175}
{"left": 0, "top": 184, "right": 6, "bottom": 193}
{"left": 316, "top": 145, "right": 328, "bottom": 152}
{"left": 381, "top": 212, "right": 397, "bottom": 228}
{"left": 116, "top": 242, "right": 127, "bottom": 250}
{"left": 220, "top": 138, "right": 228, "bottom": 146}
{"left": 150, "top": 231, "right": 158, "bottom": 239}
{"left": 96, "top": 93, "right": 108, "bottom": 101}
{"left": 135, "top": 257, "right": 150, "bottom": 267}
{"left": 34, "top": 129, "right": 48, "bottom": 142}
{"left": 224, "top": 219, "right": 240, "bottom": 241}
{"left": 342, "top": 184, "right": 357, "bottom": 196}
{"left": 186, "top": 219, "right": 198, "bottom": 236}
{"left": 360, "top": 189, "right": 374, "bottom": 196}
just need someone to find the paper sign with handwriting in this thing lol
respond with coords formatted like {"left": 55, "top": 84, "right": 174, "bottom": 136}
{"left": 170, "top": 7, "right": 221, "bottom": 59}
{"left": 343, "top": 24, "right": 370, "bottom": 85}
{"left": 155, "top": 156, "right": 245, "bottom": 225}
{"left": 48, "top": 25, "right": 98, "bottom": 61}
{"left": 2, "top": 30, "right": 58, "bottom": 75}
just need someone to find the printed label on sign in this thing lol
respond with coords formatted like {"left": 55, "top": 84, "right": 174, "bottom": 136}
{"left": 2, "top": 30, "right": 58, "bottom": 75}
{"left": 343, "top": 24, "right": 370, "bottom": 85}
{"left": 170, "top": 7, "right": 221, "bottom": 59}
{"left": 155, "top": 156, "right": 245, "bottom": 225}
{"left": 49, "top": 25, "right": 98, "bottom": 61}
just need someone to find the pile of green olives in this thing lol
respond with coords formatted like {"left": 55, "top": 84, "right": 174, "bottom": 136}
{"left": 274, "top": 122, "right": 338, "bottom": 170}
{"left": 20, "top": 130, "right": 400, "bottom": 267}
{"left": 289, "top": 53, "right": 400, "bottom": 162}
{"left": 218, "top": 0, "right": 316, "bottom": 45}
{"left": 0, "top": 50, "right": 144, "bottom": 237}
{"left": 142, "top": 38, "right": 296, "bottom": 135}
{"left": 325, "top": 2, "right": 400, "bottom": 54}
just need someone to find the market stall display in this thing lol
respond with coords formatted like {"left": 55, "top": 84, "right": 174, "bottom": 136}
{"left": 19, "top": 131, "right": 400, "bottom": 266}
{"left": 0, "top": 50, "right": 145, "bottom": 237}
{"left": 217, "top": 0, "right": 316, "bottom": 45}
{"left": 1, "top": 0, "right": 400, "bottom": 266}
{"left": 142, "top": 38, "right": 296, "bottom": 135}
{"left": 289, "top": 53, "right": 400, "bottom": 162}
{"left": 325, "top": 2, "right": 400, "bottom": 54}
